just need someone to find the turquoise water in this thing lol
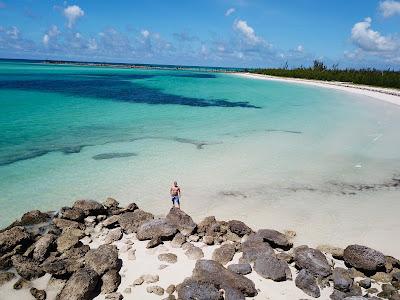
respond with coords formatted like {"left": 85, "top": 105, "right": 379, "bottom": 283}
{"left": 1, "top": 60, "right": 400, "bottom": 255}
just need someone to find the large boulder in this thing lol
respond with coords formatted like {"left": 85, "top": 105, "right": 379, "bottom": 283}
{"left": 228, "top": 220, "right": 252, "bottom": 237}
{"left": 240, "top": 234, "right": 274, "bottom": 263}
{"left": 0, "top": 226, "right": 32, "bottom": 255}
{"left": 58, "top": 267, "right": 99, "bottom": 300}
{"left": 295, "top": 269, "right": 320, "bottom": 298}
{"left": 192, "top": 259, "right": 257, "bottom": 297}
{"left": 176, "top": 278, "right": 222, "bottom": 300}
{"left": 11, "top": 255, "right": 44, "bottom": 279}
{"left": 294, "top": 245, "right": 331, "bottom": 277}
{"left": 254, "top": 255, "right": 292, "bottom": 281}
{"left": 118, "top": 210, "right": 154, "bottom": 233}
{"left": 72, "top": 200, "right": 105, "bottom": 216}
{"left": 84, "top": 244, "right": 120, "bottom": 276}
{"left": 332, "top": 267, "right": 353, "bottom": 292}
{"left": 53, "top": 218, "right": 85, "bottom": 231}
{"left": 197, "top": 216, "right": 217, "bottom": 234}
{"left": 32, "top": 233, "right": 56, "bottom": 262}
{"left": 343, "top": 245, "right": 386, "bottom": 272}
{"left": 212, "top": 243, "right": 236, "bottom": 265}
{"left": 59, "top": 207, "right": 85, "bottom": 222}
{"left": 42, "top": 256, "right": 83, "bottom": 278}
{"left": 166, "top": 207, "right": 196, "bottom": 236}
{"left": 256, "top": 229, "right": 292, "bottom": 250}
{"left": 136, "top": 218, "right": 177, "bottom": 241}
{"left": 19, "top": 210, "right": 51, "bottom": 226}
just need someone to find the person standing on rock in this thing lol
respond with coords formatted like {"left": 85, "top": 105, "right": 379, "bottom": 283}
{"left": 170, "top": 181, "right": 181, "bottom": 209}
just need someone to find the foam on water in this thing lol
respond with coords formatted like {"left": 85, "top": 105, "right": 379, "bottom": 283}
{"left": 1, "top": 60, "right": 400, "bottom": 256}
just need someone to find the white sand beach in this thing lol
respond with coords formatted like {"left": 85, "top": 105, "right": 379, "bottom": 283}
{"left": 235, "top": 72, "right": 400, "bottom": 106}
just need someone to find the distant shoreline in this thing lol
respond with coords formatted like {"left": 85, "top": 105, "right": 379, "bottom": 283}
{"left": 234, "top": 72, "right": 400, "bottom": 107}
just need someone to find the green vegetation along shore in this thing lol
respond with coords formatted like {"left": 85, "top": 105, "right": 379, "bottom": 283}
{"left": 251, "top": 61, "right": 400, "bottom": 90}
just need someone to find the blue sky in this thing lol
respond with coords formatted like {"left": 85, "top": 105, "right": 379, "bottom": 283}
{"left": 0, "top": 0, "right": 399, "bottom": 68}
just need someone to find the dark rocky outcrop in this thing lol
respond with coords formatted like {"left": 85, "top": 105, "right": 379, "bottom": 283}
{"left": 191, "top": 259, "right": 257, "bottom": 297}
{"left": 254, "top": 255, "right": 292, "bottom": 281}
{"left": 52, "top": 218, "right": 85, "bottom": 231}
{"left": 59, "top": 207, "right": 85, "bottom": 222}
{"left": 166, "top": 207, "right": 196, "bottom": 236}
{"left": 32, "top": 233, "right": 56, "bottom": 262}
{"left": 295, "top": 269, "right": 320, "bottom": 298}
{"left": 240, "top": 234, "right": 274, "bottom": 263}
{"left": 227, "top": 263, "right": 252, "bottom": 275}
{"left": 11, "top": 254, "right": 44, "bottom": 279}
{"left": 0, "top": 226, "right": 32, "bottom": 255}
{"left": 332, "top": 267, "right": 353, "bottom": 292}
{"left": 101, "top": 269, "right": 121, "bottom": 294}
{"left": 30, "top": 287, "right": 47, "bottom": 300}
{"left": 56, "top": 228, "right": 85, "bottom": 253}
{"left": 343, "top": 245, "right": 386, "bottom": 272}
{"left": 19, "top": 210, "right": 51, "bottom": 226}
{"left": 212, "top": 243, "right": 236, "bottom": 265}
{"left": 58, "top": 267, "right": 99, "bottom": 300}
{"left": 84, "top": 244, "right": 120, "bottom": 276}
{"left": 294, "top": 245, "right": 331, "bottom": 277}
{"left": 136, "top": 218, "right": 177, "bottom": 241}
{"left": 227, "top": 220, "right": 252, "bottom": 237}
{"left": 118, "top": 209, "right": 154, "bottom": 233}
{"left": 257, "top": 229, "right": 292, "bottom": 250}
{"left": 72, "top": 200, "right": 105, "bottom": 217}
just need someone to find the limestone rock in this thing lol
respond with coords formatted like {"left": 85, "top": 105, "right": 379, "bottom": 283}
{"left": 147, "top": 285, "right": 164, "bottom": 296}
{"left": 240, "top": 234, "right": 274, "bottom": 263}
{"left": 101, "top": 269, "right": 121, "bottom": 294}
{"left": 228, "top": 220, "right": 252, "bottom": 237}
{"left": 59, "top": 207, "right": 85, "bottom": 222}
{"left": 185, "top": 246, "right": 204, "bottom": 260}
{"left": 295, "top": 269, "right": 320, "bottom": 298}
{"left": 254, "top": 255, "right": 292, "bottom": 281}
{"left": 72, "top": 199, "right": 105, "bottom": 216}
{"left": 85, "top": 244, "right": 120, "bottom": 275}
{"left": 203, "top": 235, "right": 214, "bottom": 245}
{"left": 104, "top": 228, "right": 123, "bottom": 244}
{"left": 212, "top": 243, "right": 236, "bottom": 265}
{"left": 19, "top": 210, "right": 50, "bottom": 226}
{"left": 227, "top": 263, "right": 252, "bottom": 275}
{"left": 32, "top": 233, "right": 56, "bottom": 262}
{"left": 53, "top": 218, "right": 85, "bottom": 231}
{"left": 104, "top": 198, "right": 119, "bottom": 210}
{"left": 105, "top": 292, "right": 123, "bottom": 300}
{"left": 317, "top": 244, "right": 344, "bottom": 259}
{"left": 118, "top": 210, "right": 154, "bottom": 234}
{"left": 136, "top": 218, "right": 177, "bottom": 240}
{"left": 192, "top": 259, "right": 257, "bottom": 297}
{"left": 176, "top": 278, "right": 222, "bottom": 300}
{"left": 58, "top": 267, "right": 99, "bottom": 300}
{"left": 158, "top": 253, "right": 178, "bottom": 264}
{"left": 147, "top": 236, "right": 163, "bottom": 248}
{"left": 0, "top": 271, "right": 15, "bottom": 286}
{"left": 56, "top": 228, "right": 84, "bottom": 253}
{"left": 166, "top": 284, "right": 176, "bottom": 294}
{"left": 332, "top": 267, "right": 353, "bottom": 292}
{"left": 30, "top": 287, "right": 46, "bottom": 300}
{"left": 142, "top": 274, "right": 159, "bottom": 283}
{"left": 171, "top": 233, "right": 186, "bottom": 248}
{"left": 0, "top": 226, "right": 31, "bottom": 255}
{"left": 102, "top": 215, "right": 120, "bottom": 228}
{"left": 197, "top": 216, "right": 217, "bottom": 234}
{"left": 257, "top": 229, "right": 292, "bottom": 250}
{"left": 294, "top": 245, "right": 331, "bottom": 277}
{"left": 358, "top": 278, "right": 371, "bottom": 289}
{"left": 343, "top": 245, "right": 385, "bottom": 272}
{"left": 11, "top": 254, "right": 44, "bottom": 279}
{"left": 166, "top": 207, "right": 196, "bottom": 236}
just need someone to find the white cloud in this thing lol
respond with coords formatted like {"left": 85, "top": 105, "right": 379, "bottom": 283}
{"left": 141, "top": 29, "right": 150, "bottom": 38}
{"left": 6, "top": 26, "right": 20, "bottom": 39}
{"left": 88, "top": 38, "right": 97, "bottom": 50}
{"left": 234, "top": 19, "right": 260, "bottom": 44}
{"left": 63, "top": 5, "right": 84, "bottom": 28}
{"left": 225, "top": 8, "right": 235, "bottom": 16}
{"left": 379, "top": 0, "right": 400, "bottom": 18}
{"left": 296, "top": 45, "right": 304, "bottom": 52}
{"left": 42, "top": 25, "right": 60, "bottom": 46}
{"left": 351, "top": 17, "right": 397, "bottom": 52}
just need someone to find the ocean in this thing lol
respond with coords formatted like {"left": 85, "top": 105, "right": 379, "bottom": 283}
{"left": 1, "top": 60, "right": 400, "bottom": 255}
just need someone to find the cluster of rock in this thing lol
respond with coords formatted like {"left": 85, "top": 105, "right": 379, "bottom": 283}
{"left": 0, "top": 198, "right": 399, "bottom": 300}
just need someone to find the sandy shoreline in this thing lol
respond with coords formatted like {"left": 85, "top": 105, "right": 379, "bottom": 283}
{"left": 235, "top": 72, "right": 400, "bottom": 106}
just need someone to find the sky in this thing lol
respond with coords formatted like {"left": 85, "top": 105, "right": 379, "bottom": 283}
{"left": 0, "top": 0, "right": 399, "bottom": 68}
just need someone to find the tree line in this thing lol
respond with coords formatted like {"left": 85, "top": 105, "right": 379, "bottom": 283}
{"left": 250, "top": 60, "right": 400, "bottom": 89}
